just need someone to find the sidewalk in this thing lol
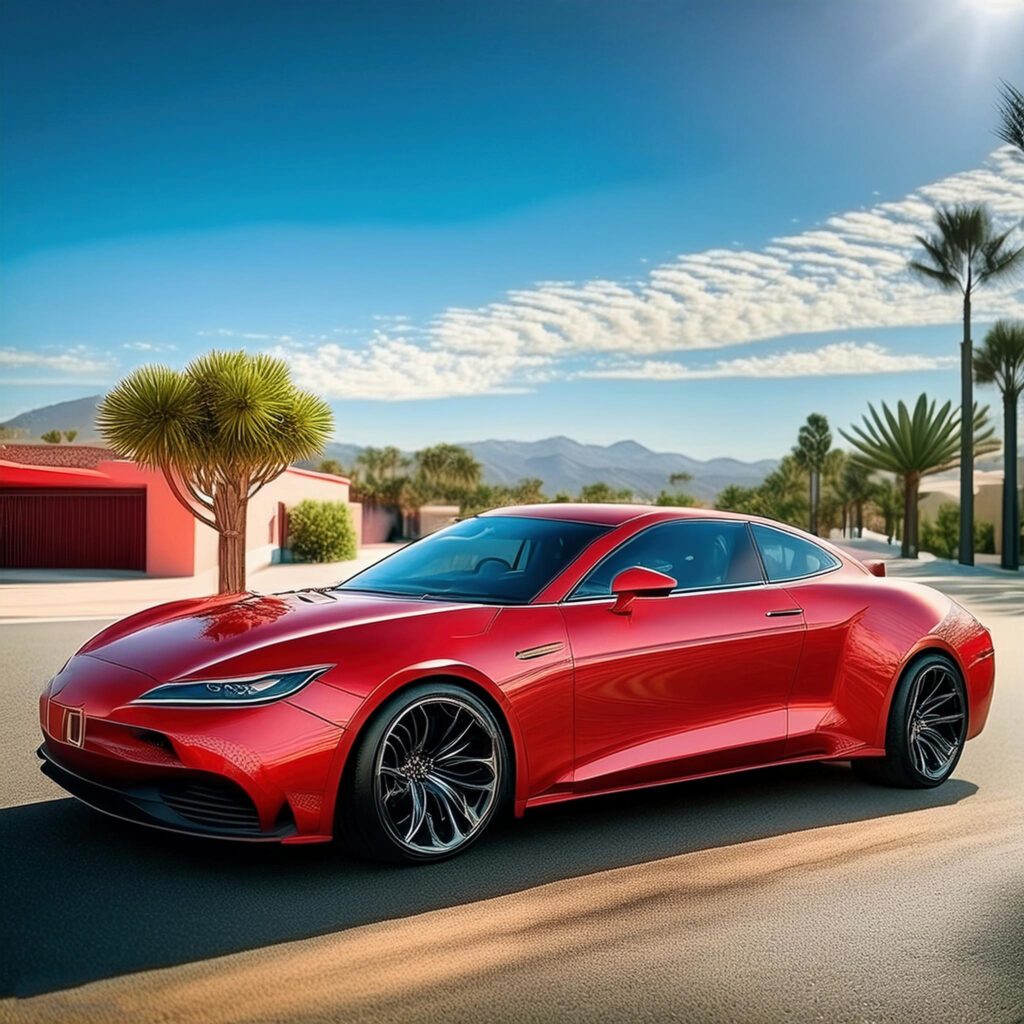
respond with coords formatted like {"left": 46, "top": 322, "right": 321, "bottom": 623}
{"left": 0, "top": 544, "right": 404, "bottom": 622}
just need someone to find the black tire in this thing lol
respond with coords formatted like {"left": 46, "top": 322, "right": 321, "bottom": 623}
{"left": 338, "top": 681, "right": 512, "bottom": 864}
{"left": 853, "top": 652, "right": 968, "bottom": 789}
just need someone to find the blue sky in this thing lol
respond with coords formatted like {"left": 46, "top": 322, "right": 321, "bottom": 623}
{"left": 2, "top": 0, "right": 1023, "bottom": 459}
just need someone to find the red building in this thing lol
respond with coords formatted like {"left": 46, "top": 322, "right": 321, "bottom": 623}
{"left": 0, "top": 445, "right": 359, "bottom": 575}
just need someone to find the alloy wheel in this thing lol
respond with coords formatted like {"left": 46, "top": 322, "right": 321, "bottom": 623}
{"left": 906, "top": 662, "right": 966, "bottom": 782}
{"left": 374, "top": 695, "right": 501, "bottom": 856}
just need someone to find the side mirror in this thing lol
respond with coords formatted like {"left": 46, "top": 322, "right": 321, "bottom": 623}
{"left": 864, "top": 560, "right": 887, "bottom": 578}
{"left": 610, "top": 566, "right": 677, "bottom": 615}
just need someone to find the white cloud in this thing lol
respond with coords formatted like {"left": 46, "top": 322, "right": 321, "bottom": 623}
{"left": 578, "top": 341, "right": 958, "bottom": 381}
{"left": 122, "top": 341, "right": 176, "bottom": 352}
{"left": 236, "top": 147, "right": 1024, "bottom": 401}
{"left": 0, "top": 346, "right": 112, "bottom": 375}
{"left": 431, "top": 147, "right": 1024, "bottom": 361}
{"left": 272, "top": 332, "right": 549, "bottom": 402}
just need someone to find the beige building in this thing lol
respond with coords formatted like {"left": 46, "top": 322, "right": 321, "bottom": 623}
{"left": 919, "top": 461, "right": 1022, "bottom": 556}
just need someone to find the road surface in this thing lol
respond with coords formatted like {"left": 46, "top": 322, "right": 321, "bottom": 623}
{"left": 1, "top": 561, "right": 1022, "bottom": 1023}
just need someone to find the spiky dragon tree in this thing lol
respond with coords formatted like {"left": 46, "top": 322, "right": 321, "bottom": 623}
{"left": 98, "top": 351, "right": 333, "bottom": 593}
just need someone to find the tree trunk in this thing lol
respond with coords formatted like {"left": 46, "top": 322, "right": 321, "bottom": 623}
{"left": 959, "top": 290, "right": 974, "bottom": 566}
{"left": 808, "top": 472, "right": 815, "bottom": 535}
{"left": 903, "top": 471, "right": 920, "bottom": 559}
{"left": 214, "top": 476, "right": 249, "bottom": 594}
{"left": 1002, "top": 393, "right": 1020, "bottom": 571}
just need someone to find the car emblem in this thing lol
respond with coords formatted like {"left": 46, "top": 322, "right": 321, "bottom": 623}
{"left": 63, "top": 707, "right": 85, "bottom": 747}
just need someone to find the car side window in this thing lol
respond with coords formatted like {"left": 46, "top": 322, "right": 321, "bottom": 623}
{"left": 750, "top": 524, "right": 840, "bottom": 582}
{"left": 571, "top": 520, "right": 763, "bottom": 599}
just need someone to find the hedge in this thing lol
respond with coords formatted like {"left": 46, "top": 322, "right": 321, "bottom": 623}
{"left": 919, "top": 502, "right": 995, "bottom": 559}
{"left": 287, "top": 499, "right": 357, "bottom": 562}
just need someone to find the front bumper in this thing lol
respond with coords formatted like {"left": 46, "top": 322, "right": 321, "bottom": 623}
{"left": 39, "top": 658, "right": 346, "bottom": 842}
{"left": 38, "top": 742, "right": 296, "bottom": 841}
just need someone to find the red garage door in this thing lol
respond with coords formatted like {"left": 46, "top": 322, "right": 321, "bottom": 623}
{"left": 0, "top": 488, "right": 147, "bottom": 570}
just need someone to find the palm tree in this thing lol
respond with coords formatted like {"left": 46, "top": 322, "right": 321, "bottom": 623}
{"left": 872, "top": 478, "right": 904, "bottom": 547}
{"left": 841, "top": 395, "right": 998, "bottom": 559}
{"left": 792, "top": 413, "right": 833, "bottom": 535}
{"left": 973, "top": 320, "right": 1024, "bottom": 570}
{"left": 839, "top": 457, "right": 875, "bottom": 538}
{"left": 996, "top": 80, "right": 1024, "bottom": 155}
{"left": 909, "top": 203, "right": 1024, "bottom": 565}
{"left": 354, "top": 446, "right": 410, "bottom": 504}
{"left": 414, "top": 443, "right": 482, "bottom": 503}
{"left": 98, "top": 351, "right": 333, "bottom": 593}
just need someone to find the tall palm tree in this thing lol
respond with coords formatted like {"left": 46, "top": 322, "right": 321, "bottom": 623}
{"left": 841, "top": 394, "right": 998, "bottom": 559}
{"left": 996, "top": 80, "right": 1024, "bottom": 155}
{"left": 792, "top": 413, "right": 833, "bottom": 535}
{"left": 909, "top": 203, "right": 1024, "bottom": 565}
{"left": 98, "top": 351, "right": 332, "bottom": 593}
{"left": 974, "top": 320, "right": 1024, "bottom": 570}
{"left": 839, "top": 457, "right": 875, "bottom": 538}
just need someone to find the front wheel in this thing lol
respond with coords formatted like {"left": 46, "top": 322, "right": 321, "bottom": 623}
{"left": 340, "top": 683, "right": 511, "bottom": 863}
{"left": 853, "top": 653, "right": 968, "bottom": 788}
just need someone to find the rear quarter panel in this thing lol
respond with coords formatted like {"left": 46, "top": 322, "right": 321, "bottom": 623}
{"left": 781, "top": 574, "right": 975, "bottom": 758}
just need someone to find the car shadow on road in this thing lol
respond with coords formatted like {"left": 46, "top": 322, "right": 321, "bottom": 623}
{"left": 2, "top": 761, "right": 977, "bottom": 998}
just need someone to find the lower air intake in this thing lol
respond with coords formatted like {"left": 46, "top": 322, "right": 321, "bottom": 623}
{"left": 159, "top": 777, "right": 262, "bottom": 833}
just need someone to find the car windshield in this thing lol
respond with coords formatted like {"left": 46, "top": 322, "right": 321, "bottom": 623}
{"left": 337, "top": 515, "right": 608, "bottom": 604}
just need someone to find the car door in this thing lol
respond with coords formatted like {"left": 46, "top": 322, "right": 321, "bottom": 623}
{"left": 559, "top": 519, "right": 806, "bottom": 794}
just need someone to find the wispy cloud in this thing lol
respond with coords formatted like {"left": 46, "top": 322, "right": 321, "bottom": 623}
{"left": 0, "top": 346, "right": 112, "bottom": 376}
{"left": 431, "top": 148, "right": 1024, "bottom": 363}
{"left": 272, "top": 333, "right": 547, "bottom": 401}
{"left": 240, "top": 148, "right": 1024, "bottom": 401}
{"left": 122, "top": 341, "right": 176, "bottom": 353}
{"left": 578, "top": 341, "right": 958, "bottom": 381}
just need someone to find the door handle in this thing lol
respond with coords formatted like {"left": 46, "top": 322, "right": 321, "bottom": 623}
{"left": 765, "top": 608, "right": 802, "bottom": 617}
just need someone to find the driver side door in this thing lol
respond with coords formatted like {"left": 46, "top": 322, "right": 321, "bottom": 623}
{"left": 559, "top": 519, "right": 806, "bottom": 794}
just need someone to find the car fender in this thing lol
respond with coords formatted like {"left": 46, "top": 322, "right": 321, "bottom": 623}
{"left": 317, "top": 658, "right": 531, "bottom": 835}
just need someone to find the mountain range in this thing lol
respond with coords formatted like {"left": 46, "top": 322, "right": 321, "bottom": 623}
{"left": 2, "top": 395, "right": 778, "bottom": 500}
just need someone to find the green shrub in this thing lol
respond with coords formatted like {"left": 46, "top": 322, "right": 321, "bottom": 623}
{"left": 287, "top": 500, "right": 357, "bottom": 562}
{"left": 975, "top": 519, "right": 995, "bottom": 555}
{"left": 919, "top": 501, "right": 996, "bottom": 558}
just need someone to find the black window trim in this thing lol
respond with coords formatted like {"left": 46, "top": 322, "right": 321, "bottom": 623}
{"left": 563, "top": 517, "right": 770, "bottom": 604}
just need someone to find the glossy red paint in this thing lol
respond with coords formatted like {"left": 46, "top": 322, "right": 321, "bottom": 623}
{"left": 37, "top": 505, "right": 995, "bottom": 845}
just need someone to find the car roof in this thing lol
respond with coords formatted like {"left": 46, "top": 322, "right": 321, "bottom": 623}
{"left": 478, "top": 503, "right": 747, "bottom": 527}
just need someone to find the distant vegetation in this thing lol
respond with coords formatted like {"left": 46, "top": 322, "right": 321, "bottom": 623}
{"left": 318, "top": 449, "right": 697, "bottom": 516}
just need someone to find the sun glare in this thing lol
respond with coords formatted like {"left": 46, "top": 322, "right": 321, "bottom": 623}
{"left": 969, "top": 0, "right": 1023, "bottom": 14}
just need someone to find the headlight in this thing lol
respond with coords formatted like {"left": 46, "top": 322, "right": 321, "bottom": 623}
{"left": 131, "top": 666, "right": 332, "bottom": 707}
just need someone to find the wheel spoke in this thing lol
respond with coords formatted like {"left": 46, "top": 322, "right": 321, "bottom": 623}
{"left": 404, "top": 782, "right": 428, "bottom": 842}
{"left": 919, "top": 712, "right": 963, "bottom": 727}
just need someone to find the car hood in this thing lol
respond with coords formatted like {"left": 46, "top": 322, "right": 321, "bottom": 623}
{"left": 73, "top": 589, "right": 493, "bottom": 683}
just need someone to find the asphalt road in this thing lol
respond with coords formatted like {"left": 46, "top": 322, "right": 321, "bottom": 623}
{"left": 1, "top": 565, "right": 1022, "bottom": 1023}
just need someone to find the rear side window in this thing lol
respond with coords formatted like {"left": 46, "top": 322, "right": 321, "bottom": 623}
{"left": 572, "top": 519, "right": 763, "bottom": 599}
{"left": 751, "top": 524, "right": 840, "bottom": 582}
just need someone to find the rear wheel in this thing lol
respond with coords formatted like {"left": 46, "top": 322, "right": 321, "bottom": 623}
{"left": 340, "top": 682, "right": 510, "bottom": 863}
{"left": 853, "top": 652, "right": 968, "bottom": 788}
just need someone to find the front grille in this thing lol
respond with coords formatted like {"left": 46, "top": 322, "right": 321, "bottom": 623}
{"left": 158, "top": 778, "right": 262, "bottom": 833}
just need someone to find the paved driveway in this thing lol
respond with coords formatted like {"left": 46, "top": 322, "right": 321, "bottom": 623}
{"left": 1, "top": 561, "right": 1022, "bottom": 1023}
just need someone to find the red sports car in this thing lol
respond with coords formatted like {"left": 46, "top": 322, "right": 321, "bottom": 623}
{"left": 38, "top": 505, "right": 995, "bottom": 863}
